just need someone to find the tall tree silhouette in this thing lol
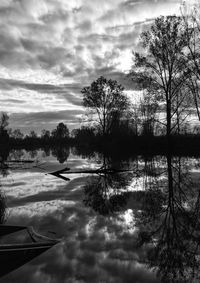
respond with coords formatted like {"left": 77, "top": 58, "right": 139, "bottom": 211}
{"left": 130, "top": 16, "right": 191, "bottom": 138}
{"left": 51, "top": 123, "right": 69, "bottom": 140}
{"left": 0, "top": 112, "right": 9, "bottom": 144}
{"left": 0, "top": 190, "right": 6, "bottom": 224}
{"left": 182, "top": 2, "right": 200, "bottom": 124}
{"left": 82, "top": 76, "right": 130, "bottom": 136}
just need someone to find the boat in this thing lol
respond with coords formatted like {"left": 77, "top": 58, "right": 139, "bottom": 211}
{"left": 0, "top": 224, "right": 27, "bottom": 237}
{"left": 0, "top": 224, "right": 59, "bottom": 278}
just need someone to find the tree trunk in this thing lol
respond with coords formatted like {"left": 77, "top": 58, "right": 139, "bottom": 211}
{"left": 167, "top": 154, "right": 174, "bottom": 214}
{"left": 166, "top": 99, "right": 172, "bottom": 152}
{"left": 166, "top": 100, "right": 171, "bottom": 138}
{"left": 176, "top": 93, "right": 180, "bottom": 135}
{"left": 103, "top": 108, "right": 106, "bottom": 137}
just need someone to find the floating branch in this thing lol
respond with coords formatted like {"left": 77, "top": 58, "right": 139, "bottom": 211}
{"left": 48, "top": 167, "right": 70, "bottom": 181}
{"left": 48, "top": 166, "right": 134, "bottom": 181}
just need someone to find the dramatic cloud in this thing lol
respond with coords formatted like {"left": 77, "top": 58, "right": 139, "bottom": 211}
{"left": 0, "top": 0, "right": 186, "bottom": 132}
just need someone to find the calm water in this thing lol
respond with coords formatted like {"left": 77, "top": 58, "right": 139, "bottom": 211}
{"left": 1, "top": 147, "right": 200, "bottom": 283}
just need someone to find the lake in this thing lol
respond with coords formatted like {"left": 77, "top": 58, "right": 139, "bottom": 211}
{"left": 0, "top": 147, "right": 200, "bottom": 283}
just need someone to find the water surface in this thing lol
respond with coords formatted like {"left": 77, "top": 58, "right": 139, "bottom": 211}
{"left": 1, "top": 148, "right": 200, "bottom": 283}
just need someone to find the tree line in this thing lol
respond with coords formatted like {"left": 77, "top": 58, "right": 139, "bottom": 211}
{"left": 2, "top": 2, "right": 200, "bottom": 148}
{"left": 0, "top": 113, "right": 70, "bottom": 145}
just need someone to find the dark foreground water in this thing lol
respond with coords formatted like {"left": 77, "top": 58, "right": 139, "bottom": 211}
{"left": 1, "top": 147, "right": 200, "bottom": 283}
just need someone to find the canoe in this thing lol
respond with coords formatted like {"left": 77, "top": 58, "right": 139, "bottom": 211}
{"left": 0, "top": 224, "right": 27, "bottom": 237}
{"left": 0, "top": 241, "right": 57, "bottom": 277}
{"left": 0, "top": 224, "right": 59, "bottom": 278}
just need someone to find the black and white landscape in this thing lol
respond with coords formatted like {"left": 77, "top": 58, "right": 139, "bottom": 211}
{"left": 1, "top": 1, "right": 200, "bottom": 283}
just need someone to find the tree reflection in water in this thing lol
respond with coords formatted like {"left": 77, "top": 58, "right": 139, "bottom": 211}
{"left": 0, "top": 150, "right": 8, "bottom": 224}
{"left": 83, "top": 156, "right": 133, "bottom": 215}
{"left": 1, "top": 145, "right": 200, "bottom": 281}
{"left": 0, "top": 148, "right": 9, "bottom": 178}
{"left": 0, "top": 190, "right": 6, "bottom": 224}
{"left": 135, "top": 155, "right": 200, "bottom": 283}
{"left": 83, "top": 153, "right": 200, "bottom": 281}
{"left": 51, "top": 146, "right": 70, "bottom": 164}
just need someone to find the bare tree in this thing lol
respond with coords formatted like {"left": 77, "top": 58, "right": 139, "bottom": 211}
{"left": 130, "top": 16, "right": 191, "bottom": 138}
{"left": 139, "top": 90, "right": 159, "bottom": 136}
{"left": 182, "top": 2, "right": 200, "bottom": 124}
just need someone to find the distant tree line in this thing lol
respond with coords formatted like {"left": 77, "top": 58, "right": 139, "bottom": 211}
{"left": 0, "top": 113, "right": 71, "bottom": 146}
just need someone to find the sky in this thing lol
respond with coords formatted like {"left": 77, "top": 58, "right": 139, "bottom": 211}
{"left": 0, "top": 0, "right": 190, "bottom": 134}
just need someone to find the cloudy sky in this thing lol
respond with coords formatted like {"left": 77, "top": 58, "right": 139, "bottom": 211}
{"left": 0, "top": 0, "right": 189, "bottom": 133}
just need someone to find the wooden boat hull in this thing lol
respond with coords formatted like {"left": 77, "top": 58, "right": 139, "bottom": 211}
{"left": 0, "top": 224, "right": 26, "bottom": 237}
{"left": 0, "top": 225, "right": 59, "bottom": 278}
{"left": 0, "top": 241, "right": 57, "bottom": 277}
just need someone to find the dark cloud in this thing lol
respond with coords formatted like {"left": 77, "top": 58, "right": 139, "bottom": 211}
{"left": 76, "top": 20, "right": 92, "bottom": 32}
{"left": 36, "top": 48, "right": 72, "bottom": 70}
{"left": 10, "top": 110, "right": 84, "bottom": 124}
{"left": 0, "top": 78, "right": 83, "bottom": 106}
{"left": 0, "top": 49, "right": 35, "bottom": 69}
{"left": 99, "top": 0, "right": 179, "bottom": 28}
{"left": 106, "top": 18, "right": 155, "bottom": 33}
{"left": 121, "top": 0, "right": 144, "bottom": 7}
{"left": 39, "top": 9, "right": 70, "bottom": 24}
{"left": 121, "top": 0, "right": 179, "bottom": 8}
{"left": 77, "top": 65, "right": 134, "bottom": 90}
{"left": 0, "top": 28, "right": 20, "bottom": 52}
{"left": 20, "top": 38, "right": 46, "bottom": 53}
{"left": 78, "top": 33, "right": 117, "bottom": 45}
{"left": 73, "top": 7, "right": 82, "bottom": 14}
{"left": 0, "top": 99, "right": 25, "bottom": 104}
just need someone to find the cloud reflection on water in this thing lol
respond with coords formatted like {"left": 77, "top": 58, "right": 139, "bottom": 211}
{"left": 0, "top": 150, "right": 161, "bottom": 283}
